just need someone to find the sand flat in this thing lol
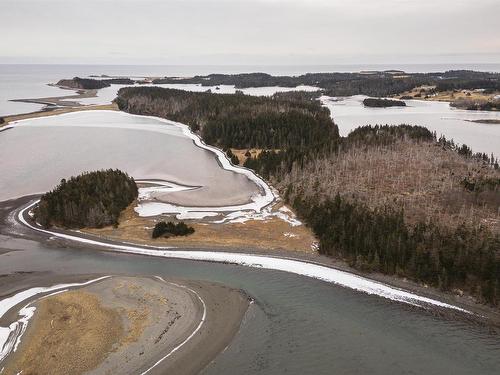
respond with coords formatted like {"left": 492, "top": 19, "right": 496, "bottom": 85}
{"left": 2, "top": 276, "right": 249, "bottom": 375}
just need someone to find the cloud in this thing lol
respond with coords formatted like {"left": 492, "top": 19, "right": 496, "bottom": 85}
{"left": 0, "top": 0, "right": 499, "bottom": 64}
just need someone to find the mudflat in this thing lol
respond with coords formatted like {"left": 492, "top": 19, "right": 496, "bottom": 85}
{"left": 3, "top": 290, "right": 123, "bottom": 375}
{"left": 2, "top": 276, "right": 249, "bottom": 375}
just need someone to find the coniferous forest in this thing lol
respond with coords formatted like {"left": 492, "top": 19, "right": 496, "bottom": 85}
{"left": 116, "top": 87, "right": 338, "bottom": 149}
{"left": 149, "top": 70, "right": 500, "bottom": 98}
{"left": 116, "top": 87, "right": 500, "bottom": 306}
{"left": 56, "top": 77, "right": 134, "bottom": 90}
{"left": 363, "top": 98, "right": 406, "bottom": 107}
{"left": 34, "top": 169, "right": 138, "bottom": 229}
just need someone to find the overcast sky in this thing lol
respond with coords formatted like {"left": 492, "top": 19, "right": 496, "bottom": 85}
{"left": 1, "top": 0, "right": 499, "bottom": 65}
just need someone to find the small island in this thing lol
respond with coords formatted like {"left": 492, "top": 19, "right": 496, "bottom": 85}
{"left": 363, "top": 98, "right": 406, "bottom": 107}
{"left": 56, "top": 77, "right": 134, "bottom": 90}
{"left": 34, "top": 169, "right": 138, "bottom": 228}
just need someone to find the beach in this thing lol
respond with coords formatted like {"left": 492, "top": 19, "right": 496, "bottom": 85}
{"left": 1, "top": 275, "right": 249, "bottom": 375}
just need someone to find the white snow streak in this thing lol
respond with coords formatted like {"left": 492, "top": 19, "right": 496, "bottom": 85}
{"left": 18, "top": 202, "right": 469, "bottom": 314}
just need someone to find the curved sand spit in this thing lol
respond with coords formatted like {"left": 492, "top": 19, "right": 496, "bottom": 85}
{"left": 18, "top": 201, "right": 470, "bottom": 314}
{"left": 1, "top": 276, "right": 248, "bottom": 375}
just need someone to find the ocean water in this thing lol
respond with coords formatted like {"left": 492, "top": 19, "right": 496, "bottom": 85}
{"left": 323, "top": 95, "right": 500, "bottom": 156}
{"left": 2, "top": 63, "right": 500, "bottom": 116}
{"left": 1, "top": 64, "right": 499, "bottom": 158}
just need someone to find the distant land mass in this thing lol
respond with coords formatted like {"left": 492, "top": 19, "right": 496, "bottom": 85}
{"left": 57, "top": 70, "right": 500, "bottom": 111}
{"left": 56, "top": 77, "right": 134, "bottom": 90}
{"left": 149, "top": 70, "right": 500, "bottom": 98}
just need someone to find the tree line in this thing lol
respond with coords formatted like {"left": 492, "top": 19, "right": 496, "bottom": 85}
{"left": 293, "top": 193, "right": 499, "bottom": 305}
{"left": 115, "top": 87, "right": 339, "bottom": 150}
{"left": 56, "top": 69, "right": 500, "bottom": 98}
{"left": 149, "top": 70, "right": 500, "bottom": 97}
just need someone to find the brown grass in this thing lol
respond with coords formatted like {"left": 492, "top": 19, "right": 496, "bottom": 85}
{"left": 84, "top": 202, "right": 316, "bottom": 253}
{"left": 3, "top": 291, "right": 123, "bottom": 375}
{"left": 231, "top": 148, "right": 273, "bottom": 165}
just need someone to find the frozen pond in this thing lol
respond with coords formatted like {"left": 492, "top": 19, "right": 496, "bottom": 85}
{"left": 0, "top": 111, "right": 263, "bottom": 207}
{"left": 323, "top": 95, "right": 500, "bottom": 156}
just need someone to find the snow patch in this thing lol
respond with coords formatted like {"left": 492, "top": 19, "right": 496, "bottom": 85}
{"left": 18, "top": 201, "right": 470, "bottom": 314}
{"left": 176, "top": 211, "right": 219, "bottom": 220}
{"left": 136, "top": 180, "right": 198, "bottom": 200}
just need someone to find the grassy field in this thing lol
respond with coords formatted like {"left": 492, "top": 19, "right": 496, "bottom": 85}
{"left": 84, "top": 202, "right": 317, "bottom": 253}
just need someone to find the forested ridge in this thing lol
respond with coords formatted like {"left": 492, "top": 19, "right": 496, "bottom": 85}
{"left": 115, "top": 87, "right": 500, "bottom": 306}
{"left": 34, "top": 169, "right": 138, "bottom": 229}
{"left": 116, "top": 87, "right": 338, "bottom": 149}
{"left": 57, "top": 69, "right": 500, "bottom": 98}
{"left": 150, "top": 70, "right": 500, "bottom": 97}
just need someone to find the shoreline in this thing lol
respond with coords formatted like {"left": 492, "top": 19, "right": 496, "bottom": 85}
{"left": 12, "top": 197, "right": 500, "bottom": 327}
{"left": 3, "top": 109, "right": 276, "bottom": 217}
{"left": 0, "top": 276, "right": 111, "bottom": 364}
{"left": 0, "top": 275, "right": 249, "bottom": 375}
{"left": 1, "top": 105, "right": 499, "bottom": 326}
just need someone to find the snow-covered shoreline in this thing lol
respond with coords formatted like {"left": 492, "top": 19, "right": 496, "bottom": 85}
{"left": 0, "top": 276, "right": 110, "bottom": 363}
{"left": 8, "top": 110, "right": 280, "bottom": 223}
{"left": 18, "top": 201, "right": 470, "bottom": 315}
{"left": 135, "top": 112, "right": 276, "bottom": 218}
